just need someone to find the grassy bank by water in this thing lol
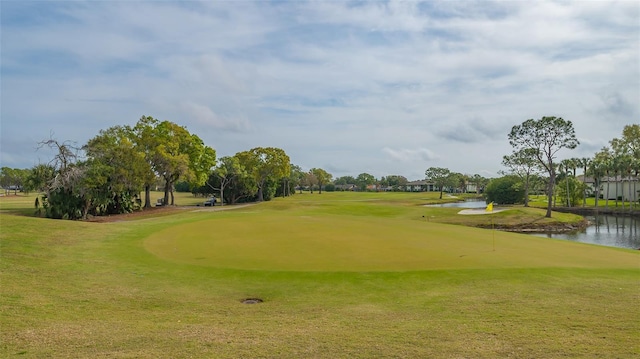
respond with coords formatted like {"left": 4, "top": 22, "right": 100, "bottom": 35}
{"left": 1, "top": 192, "right": 638, "bottom": 358}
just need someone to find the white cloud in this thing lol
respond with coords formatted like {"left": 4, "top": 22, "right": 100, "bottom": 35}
{"left": 1, "top": 0, "right": 638, "bottom": 179}
{"left": 180, "top": 102, "right": 252, "bottom": 132}
{"left": 382, "top": 147, "right": 439, "bottom": 162}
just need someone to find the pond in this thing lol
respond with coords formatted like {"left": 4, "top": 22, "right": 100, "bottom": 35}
{"left": 427, "top": 200, "right": 640, "bottom": 249}
{"left": 532, "top": 214, "right": 640, "bottom": 250}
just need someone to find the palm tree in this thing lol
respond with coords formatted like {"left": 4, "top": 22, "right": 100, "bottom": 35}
{"left": 611, "top": 156, "right": 621, "bottom": 208}
{"left": 589, "top": 158, "right": 602, "bottom": 209}
{"left": 579, "top": 157, "right": 591, "bottom": 207}
{"left": 594, "top": 148, "right": 613, "bottom": 209}
{"left": 618, "top": 155, "right": 634, "bottom": 211}
{"left": 631, "top": 157, "right": 640, "bottom": 211}
{"left": 560, "top": 158, "right": 576, "bottom": 207}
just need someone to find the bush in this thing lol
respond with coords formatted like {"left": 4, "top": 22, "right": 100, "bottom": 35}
{"left": 556, "top": 177, "right": 586, "bottom": 207}
{"left": 484, "top": 176, "right": 524, "bottom": 205}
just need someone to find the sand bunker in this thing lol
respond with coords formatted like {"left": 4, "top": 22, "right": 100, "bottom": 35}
{"left": 458, "top": 208, "right": 507, "bottom": 215}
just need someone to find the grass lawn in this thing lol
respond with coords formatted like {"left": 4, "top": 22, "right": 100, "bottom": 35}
{"left": 1, "top": 192, "right": 639, "bottom": 358}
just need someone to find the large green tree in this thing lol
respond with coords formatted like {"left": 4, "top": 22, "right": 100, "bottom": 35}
{"left": 279, "top": 164, "right": 303, "bottom": 197}
{"left": 501, "top": 148, "right": 540, "bottom": 207}
{"left": 151, "top": 120, "right": 216, "bottom": 206}
{"left": 208, "top": 156, "right": 244, "bottom": 206}
{"left": 610, "top": 124, "right": 640, "bottom": 209}
{"left": 132, "top": 116, "right": 164, "bottom": 208}
{"left": 236, "top": 147, "right": 290, "bottom": 201}
{"left": 310, "top": 168, "right": 332, "bottom": 194}
{"left": 508, "top": 116, "right": 579, "bottom": 218}
{"left": 355, "top": 173, "right": 376, "bottom": 191}
{"left": 0, "top": 167, "right": 29, "bottom": 195}
{"left": 83, "top": 125, "right": 150, "bottom": 214}
{"left": 382, "top": 175, "right": 408, "bottom": 191}
{"left": 425, "top": 167, "right": 451, "bottom": 199}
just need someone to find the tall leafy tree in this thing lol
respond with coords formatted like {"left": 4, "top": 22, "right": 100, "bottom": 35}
{"left": 594, "top": 147, "right": 614, "bottom": 208}
{"left": 610, "top": 124, "right": 640, "bottom": 209}
{"left": 236, "top": 147, "right": 290, "bottom": 201}
{"left": 84, "top": 125, "right": 150, "bottom": 214}
{"left": 310, "top": 168, "right": 332, "bottom": 194}
{"left": 577, "top": 157, "right": 591, "bottom": 207}
{"left": 471, "top": 174, "right": 487, "bottom": 195}
{"left": 24, "top": 164, "right": 55, "bottom": 194}
{"left": 425, "top": 167, "right": 451, "bottom": 199}
{"left": 334, "top": 175, "right": 357, "bottom": 186}
{"left": 559, "top": 158, "right": 576, "bottom": 207}
{"left": 501, "top": 148, "right": 540, "bottom": 207}
{"left": 207, "top": 156, "right": 244, "bottom": 206}
{"left": 0, "top": 167, "right": 29, "bottom": 195}
{"left": 355, "top": 173, "right": 376, "bottom": 191}
{"left": 303, "top": 171, "right": 318, "bottom": 193}
{"left": 132, "top": 116, "right": 163, "bottom": 208}
{"left": 508, "top": 116, "right": 579, "bottom": 218}
{"left": 152, "top": 120, "right": 216, "bottom": 206}
{"left": 383, "top": 175, "right": 408, "bottom": 191}
{"left": 281, "top": 164, "right": 303, "bottom": 196}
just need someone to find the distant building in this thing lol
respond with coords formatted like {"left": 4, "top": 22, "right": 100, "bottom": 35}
{"left": 579, "top": 175, "right": 639, "bottom": 201}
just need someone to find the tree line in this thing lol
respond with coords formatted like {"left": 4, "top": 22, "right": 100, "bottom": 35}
{"left": 2, "top": 116, "right": 637, "bottom": 220}
{"left": 496, "top": 118, "right": 638, "bottom": 217}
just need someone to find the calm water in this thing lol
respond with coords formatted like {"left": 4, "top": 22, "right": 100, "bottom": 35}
{"left": 532, "top": 215, "right": 640, "bottom": 250}
{"left": 428, "top": 201, "right": 640, "bottom": 249}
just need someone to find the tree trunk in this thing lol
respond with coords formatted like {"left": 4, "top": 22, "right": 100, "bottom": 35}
{"left": 583, "top": 165, "right": 587, "bottom": 207}
{"left": 318, "top": 182, "right": 322, "bottom": 194}
{"left": 594, "top": 178, "right": 599, "bottom": 209}
{"left": 605, "top": 173, "right": 610, "bottom": 208}
{"left": 163, "top": 178, "right": 170, "bottom": 206}
{"left": 629, "top": 175, "right": 632, "bottom": 211}
{"left": 144, "top": 185, "right": 152, "bottom": 209}
{"left": 565, "top": 172, "right": 571, "bottom": 207}
{"left": 524, "top": 174, "right": 530, "bottom": 207}
{"left": 257, "top": 181, "right": 264, "bottom": 202}
{"left": 614, "top": 173, "right": 619, "bottom": 208}
{"left": 546, "top": 170, "right": 554, "bottom": 218}
{"left": 219, "top": 184, "right": 225, "bottom": 207}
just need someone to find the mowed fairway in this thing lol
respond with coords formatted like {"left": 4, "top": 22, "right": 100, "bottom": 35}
{"left": 2, "top": 192, "right": 639, "bottom": 358}
{"left": 146, "top": 210, "right": 637, "bottom": 272}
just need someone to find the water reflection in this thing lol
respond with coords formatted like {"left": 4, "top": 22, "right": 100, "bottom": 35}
{"left": 428, "top": 201, "right": 640, "bottom": 249}
{"left": 533, "top": 215, "right": 640, "bottom": 249}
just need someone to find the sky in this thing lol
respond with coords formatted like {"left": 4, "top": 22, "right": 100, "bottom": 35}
{"left": 1, "top": 0, "right": 638, "bottom": 180}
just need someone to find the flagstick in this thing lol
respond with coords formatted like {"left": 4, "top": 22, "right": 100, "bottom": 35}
{"left": 486, "top": 202, "right": 495, "bottom": 251}
{"left": 492, "top": 213, "right": 495, "bottom": 251}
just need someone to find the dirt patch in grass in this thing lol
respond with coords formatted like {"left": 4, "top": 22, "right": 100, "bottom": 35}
{"left": 86, "top": 203, "right": 255, "bottom": 223}
{"left": 86, "top": 206, "right": 189, "bottom": 223}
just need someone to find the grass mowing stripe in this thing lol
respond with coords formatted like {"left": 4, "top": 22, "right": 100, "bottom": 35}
{"left": 144, "top": 211, "right": 639, "bottom": 271}
{"left": 1, "top": 192, "right": 638, "bottom": 358}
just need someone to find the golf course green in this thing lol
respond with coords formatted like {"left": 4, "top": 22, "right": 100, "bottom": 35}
{"left": 2, "top": 192, "right": 639, "bottom": 358}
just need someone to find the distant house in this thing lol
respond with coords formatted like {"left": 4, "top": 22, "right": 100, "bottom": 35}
{"left": 579, "top": 175, "right": 639, "bottom": 201}
{"left": 335, "top": 184, "right": 356, "bottom": 191}
{"left": 405, "top": 180, "right": 437, "bottom": 192}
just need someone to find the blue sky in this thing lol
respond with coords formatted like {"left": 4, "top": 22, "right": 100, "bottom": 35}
{"left": 1, "top": 0, "right": 638, "bottom": 180}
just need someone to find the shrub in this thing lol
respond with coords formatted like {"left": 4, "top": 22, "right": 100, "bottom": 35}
{"left": 484, "top": 175, "right": 524, "bottom": 204}
{"left": 556, "top": 177, "right": 586, "bottom": 207}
